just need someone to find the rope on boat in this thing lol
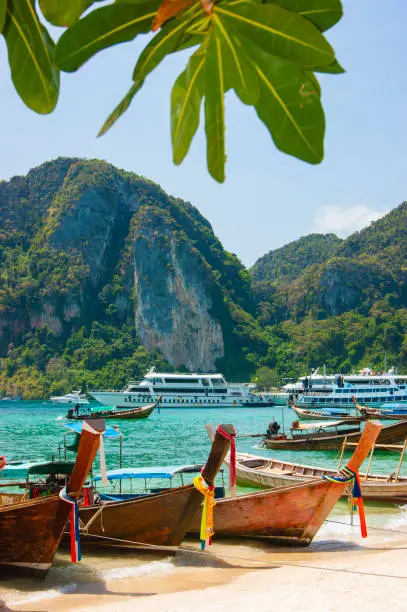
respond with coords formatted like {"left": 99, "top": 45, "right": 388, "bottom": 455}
{"left": 323, "top": 466, "right": 367, "bottom": 537}
{"left": 79, "top": 503, "right": 107, "bottom": 535}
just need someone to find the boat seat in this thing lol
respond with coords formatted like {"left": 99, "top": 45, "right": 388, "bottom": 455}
{"left": 269, "top": 469, "right": 294, "bottom": 476}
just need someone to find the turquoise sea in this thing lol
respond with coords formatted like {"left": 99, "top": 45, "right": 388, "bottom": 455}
{"left": 1, "top": 401, "right": 407, "bottom": 608}
{"left": 0, "top": 400, "right": 406, "bottom": 476}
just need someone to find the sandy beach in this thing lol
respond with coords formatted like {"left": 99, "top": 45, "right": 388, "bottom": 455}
{"left": 3, "top": 512, "right": 407, "bottom": 612}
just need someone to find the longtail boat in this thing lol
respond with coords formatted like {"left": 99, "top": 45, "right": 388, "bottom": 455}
{"left": 74, "top": 424, "right": 235, "bottom": 548}
{"left": 189, "top": 421, "right": 382, "bottom": 545}
{"left": 0, "top": 419, "right": 105, "bottom": 578}
{"left": 224, "top": 448, "right": 407, "bottom": 503}
{"left": 352, "top": 396, "right": 407, "bottom": 421}
{"left": 261, "top": 418, "right": 407, "bottom": 451}
{"left": 66, "top": 397, "right": 161, "bottom": 421}
{"left": 290, "top": 402, "right": 362, "bottom": 422}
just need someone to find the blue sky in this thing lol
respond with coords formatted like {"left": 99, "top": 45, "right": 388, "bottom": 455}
{"left": 0, "top": 1, "right": 406, "bottom": 266}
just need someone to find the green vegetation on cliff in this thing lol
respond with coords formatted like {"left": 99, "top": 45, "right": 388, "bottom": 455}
{"left": 0, "top": 158, "right": 405, "bottom": 399}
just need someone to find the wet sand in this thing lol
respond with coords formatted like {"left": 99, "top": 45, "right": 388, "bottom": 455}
{"left": 4, "top": 511, "right": 407, "bottom": 612}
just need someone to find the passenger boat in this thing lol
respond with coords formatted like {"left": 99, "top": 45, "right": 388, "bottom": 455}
{"left": 224, "top": 450, "right": 407, "bottom": 503}
{"left": 297, "top": 379, "right": 407, "bottom": 410}
{"left": 283, "top": 366, "right": 407, "bottom": 395}
{"left": 290, "top": 402, "right": 361, "bottom": 421}
{"left": 66, "top": 398, "right": 160, "bottom": 421}
{"left": 188, "top": 421, "right": 382, "bottom": 545}
{"left": 50, "top": 390, "right": 89, "bottom": 406}
{"left": 0, "top": 419, "right": 104, "bottom": 578}
{"left": 74, "top": 424, "right": 236, "bottom": 548}
{"left": 261, "top": 418, "right": 407, "bottom": 451}
{"left": 90, "top": 367, "right": 274, "bottom": 409}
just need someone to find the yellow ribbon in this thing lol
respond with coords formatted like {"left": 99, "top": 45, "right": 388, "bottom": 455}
{"left": 193, "top": 475, "right": 216, "bottom": 549}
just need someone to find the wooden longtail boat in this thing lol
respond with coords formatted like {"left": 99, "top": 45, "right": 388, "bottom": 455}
{"left": 189, "top": 421, "right": 382, "bottom": 545}
{"left": 353, "top": 396, "right": 407, "bottom": 422}
{"left": 261, "top": 418, "right": 407, "bottom": 451}
{"left": 290, "top": 402, "right": 362, "bottom": 422}
{"left": 0, "top": 419, "right": 105, "bottom": 578}
{"left": 224, "top": 449, "right": 407, "bottom": 503}
{"left": 66, "top": 397, "right": 161, "bottom": 421}
{"left": 75, "top": 424, "right": 236, "bottom": 548}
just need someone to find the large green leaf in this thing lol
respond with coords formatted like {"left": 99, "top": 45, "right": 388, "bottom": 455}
{"left": 245, "top": 42, "right": 325, "bottom": 163}
{"left": 133, "top": 11, "right": 205, "bottom": 81}
{"left": 216, "top": 2, "right": 335, "bottom": 67}
{"left": 171, "top": 49, "right": 205, "bottom": 164}
{"left": 212, "top": 14, "right": 259, "bottom": 105}
{"left": 205, "top": 28, "right": 226, "bottom": 183}
{"left": 98, "top": 80, "right": 144, "bottom": 137}
{"left": 55, "top": 1, "right": 161, "bottom": 72}
{"left": 313, "top": 58, "right": 344, "bottom": 73}
{"left": 268, "top": 0, "right": 343, "bottom": 32}
{"left": 39, "top": 0, "right": 93, "bottom": 27}
{"left": 0, "top": 0, "right": 6, "bottom": 33}
{"left": 2, "top": 0, "right": 59, "bottom": 114}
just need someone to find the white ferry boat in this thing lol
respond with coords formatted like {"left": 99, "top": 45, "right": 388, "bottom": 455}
{"left": 298, "top": 379, "right": 407, "bottom": 409}
{"left": 283, "top": 367, "right": 407, "bottom": 394}
{"left": 90, "top": 369, "right": 274, "bottom": 409}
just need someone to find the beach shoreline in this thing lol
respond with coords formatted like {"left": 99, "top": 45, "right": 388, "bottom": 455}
{"left": 4, "top": 516, "right": 407, "bottom": 612}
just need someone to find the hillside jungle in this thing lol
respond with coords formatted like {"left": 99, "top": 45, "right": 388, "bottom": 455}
{"left": 0, "top": 158, "right": 406, "bottom": 399}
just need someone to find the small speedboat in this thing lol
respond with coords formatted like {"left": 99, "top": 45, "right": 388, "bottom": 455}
{"left": 50, "top": 390, "right": 89, "bottom": 405}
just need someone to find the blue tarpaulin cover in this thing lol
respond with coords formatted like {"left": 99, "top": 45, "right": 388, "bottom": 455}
{"left": 94, "top": 464, "right": 203, "bottom": 481}
{"left": 63, "top": 423, "right": 121, "bottom": 438}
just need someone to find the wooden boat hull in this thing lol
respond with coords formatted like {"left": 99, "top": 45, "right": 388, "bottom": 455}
{"left": 0, "top": 496, "right": 72, "bottom": 578}
{"left": 230, "top": 453, "right": 407, "bottom": 503}
{"left": 0, "top": 420, "right": 104, "bottom": 578}
{"left": 262, "top": 420, "right": 407, "bottom": 451}
{"left": 291, "top": 403, "right": 360, "bottom": 421}
{"left": 73, "top": 424, "right": 235, "bottom": 549}
{"left": 79, "top": 485, "right": 204, "bottom": 547}
{"left": 189, "top": 421, "right": 382, "bottom": 545}
{"left": 67, "top": 402, "right": 157, "bottom": 421}
{"left": 190, "top": 480, "right": 351, "bottom": 545}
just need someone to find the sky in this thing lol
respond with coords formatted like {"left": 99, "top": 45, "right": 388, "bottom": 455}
{"left": 0, "top": 1, "right": 406, "bottom": 267}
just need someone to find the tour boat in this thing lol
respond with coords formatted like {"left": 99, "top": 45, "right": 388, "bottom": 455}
{"left": 283, "top": 367, "right": 407, "bottom": 395}
{"left": 260, "top": 418, "right": 407, "bottom": 451}
{"left": 90, "top": 368, "right": 274, "bottom": 409}
{"left": 0, "top": 419, "right": 104, "bottom": 578}
{"left": 50, "top": 390, "right": 89, "bottom": 405}
{"left": 187, "top": 421, "right": 381, "bottom": 545}
{"left": 297, "top": 380, "right": 407, "bottom": 409}
{"left": 70, "top": 424, "right": 235, "bottom": 549}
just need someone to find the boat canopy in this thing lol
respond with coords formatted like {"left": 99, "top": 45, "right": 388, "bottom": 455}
{"left": 63, "top": 423, "right": 121, "bottom": 438}
{"left": 0, "top": 460, "right": 74, "bottom": 480}
{"left": 94, "top": 464, "right": 203, "bottom": 482}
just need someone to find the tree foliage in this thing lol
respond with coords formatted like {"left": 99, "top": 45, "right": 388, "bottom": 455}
{"left": 0, "top": 0, "right": 344, "bottom": 181}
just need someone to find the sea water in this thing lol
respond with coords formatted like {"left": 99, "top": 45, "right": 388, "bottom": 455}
{"left": 1, "top": 401, "right": 407, "bottom": 606}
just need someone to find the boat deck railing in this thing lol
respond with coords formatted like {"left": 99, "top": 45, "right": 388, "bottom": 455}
{"left": 338, "top": 437, "right": 407, "bottom": 482}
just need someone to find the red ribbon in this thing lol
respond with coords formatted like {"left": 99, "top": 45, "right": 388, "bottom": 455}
{"left": 216, "top": 425, "right": 236, "bottom": 495}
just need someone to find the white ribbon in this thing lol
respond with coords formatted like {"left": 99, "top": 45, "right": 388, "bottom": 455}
{"left": 99, "top": 434, "right": 108, "bottom": 486}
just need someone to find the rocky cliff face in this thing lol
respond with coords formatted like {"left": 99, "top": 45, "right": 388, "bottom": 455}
{"left": 0, "top": 158, "right": 252, "bottom": 372}
{"left": 134, "top": 208, "right": 224, "bottom": 370}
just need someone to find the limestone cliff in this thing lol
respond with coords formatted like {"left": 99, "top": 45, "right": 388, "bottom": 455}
{"left": 0, "top": 158, "right": 257, "bottom": 375}
{"left": 133, "top": 207, "right": 224, "bottom": 370}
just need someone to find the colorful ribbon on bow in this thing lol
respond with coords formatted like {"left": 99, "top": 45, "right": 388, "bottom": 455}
{"left": 59, "top": 487, "right": 82, "bottom": 562}
{"left": 193, "top": 475, "right": 216, "bottom": 550}
{"left": 323, "top": 465, "right": 367, "bottom": 538}
{"left": 216, "top": 425, "right": 236, "bottom": 496}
